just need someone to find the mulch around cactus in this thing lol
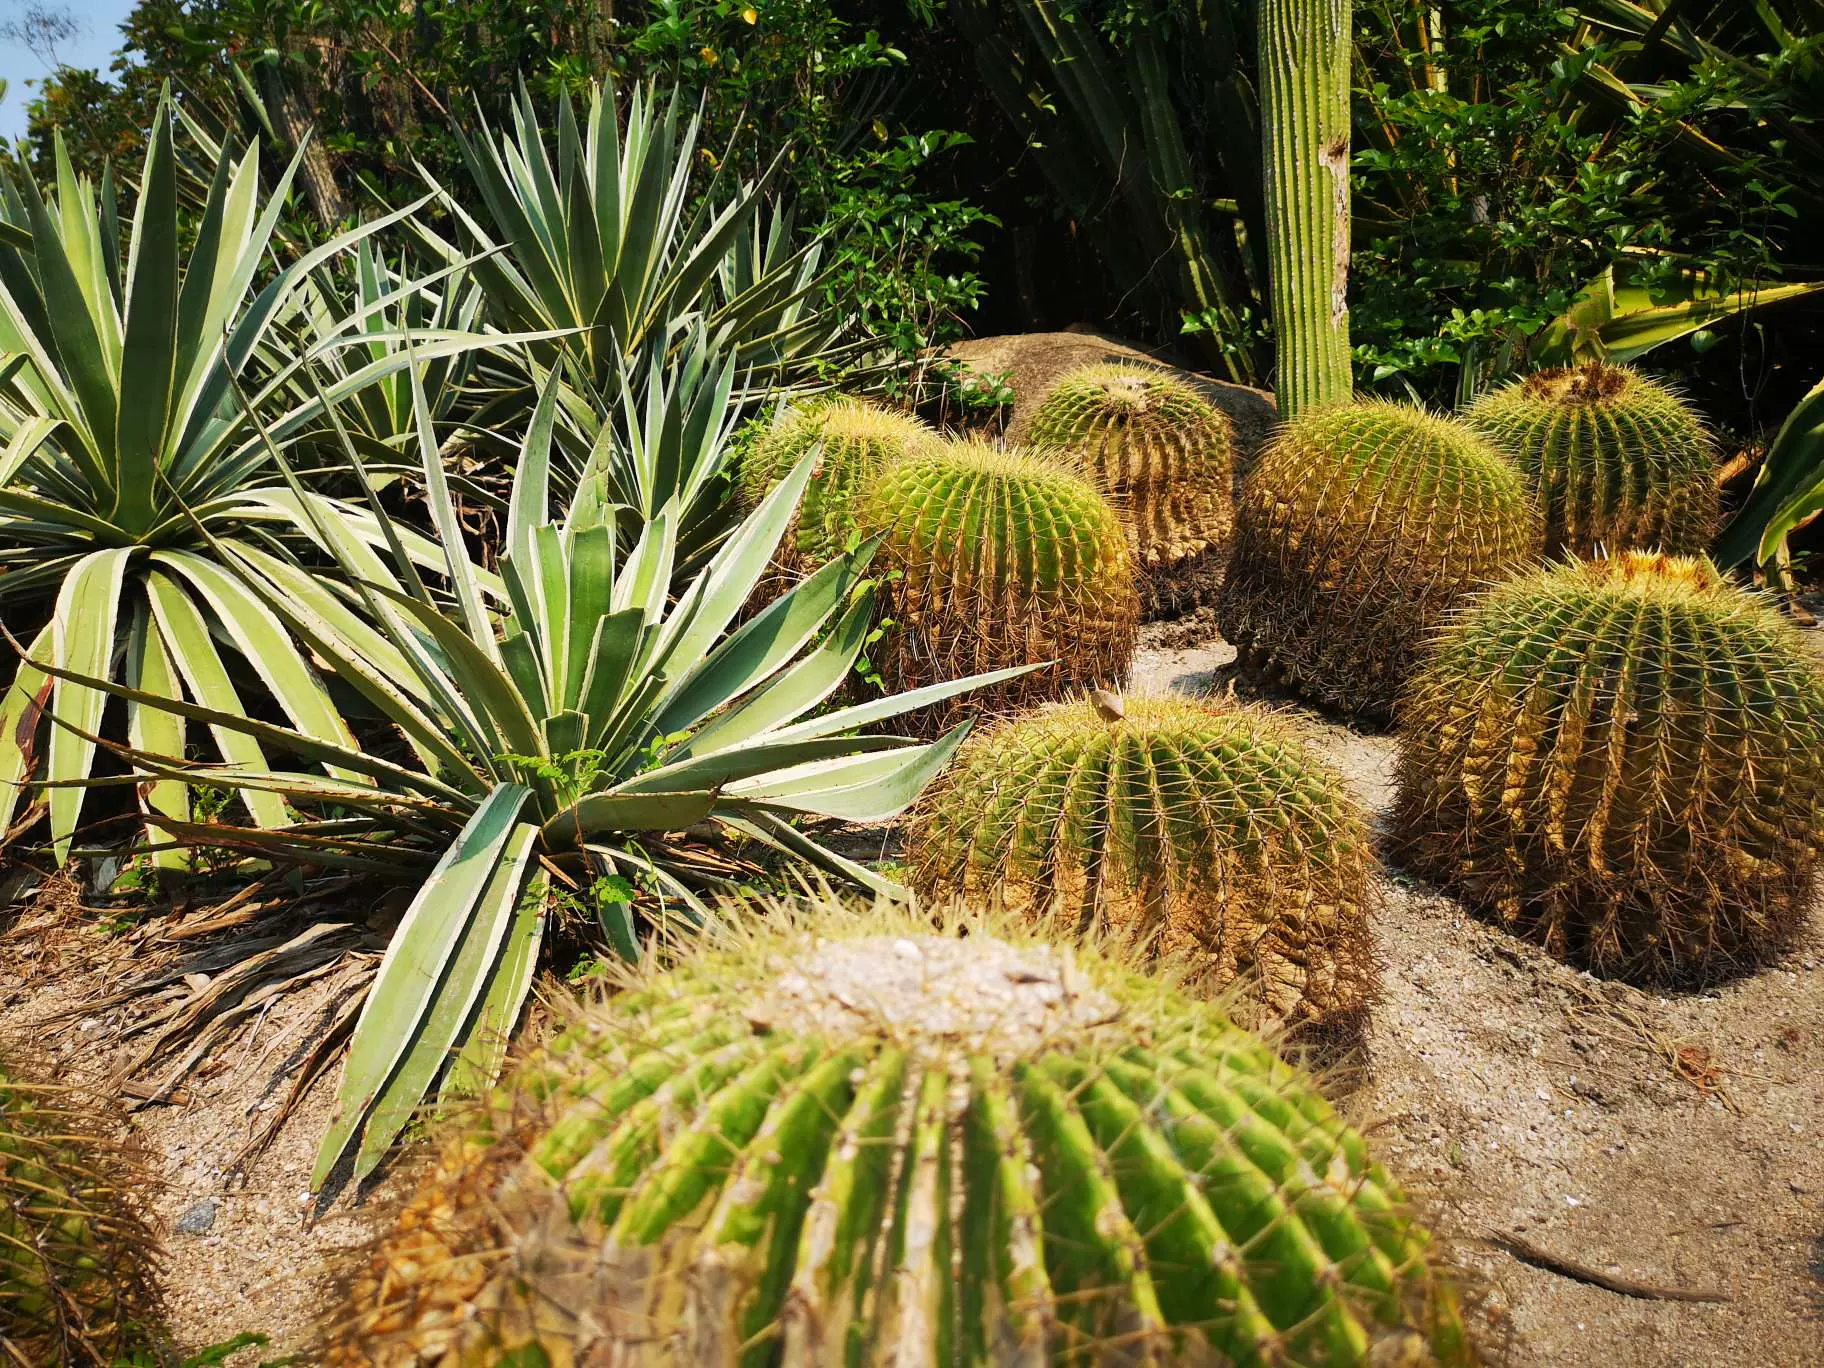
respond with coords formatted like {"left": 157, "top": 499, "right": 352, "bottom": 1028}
{"left": 0, "top": 614, "right": 1817, "bottom": 1366}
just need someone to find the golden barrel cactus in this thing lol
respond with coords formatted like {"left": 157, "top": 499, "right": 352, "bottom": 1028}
{"left": 1218, "top": 400, "right": 1539, "bottom": 719}
{"left": 1464, "top": 362, "right": 1718, "bottom": 558}
{"left": 907, "top": 693, "right": 1375, "bottom": 1036}
{"left": 328, "top": 900, "right": 1469, "bottom": 1366}
{"left": 1028, "top": 364, "right": 1236, "bottom": 616}
{"left": 1394, "top": 552, "right": 1824, "bottom": 983}
{"left": 855, "top": 439, "right": 1139, "bottom": 735}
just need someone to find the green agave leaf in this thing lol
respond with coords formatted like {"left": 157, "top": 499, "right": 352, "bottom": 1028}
{"left": 47, "top": 546, "right": 132, "bottom": 862}
{"left": 722, "top": 723, "right": 974, "bottom": 822}
{"left": 1716, "top": 374, "right": 1824, "bottom": 569}
{"left": 0, "top": 620, "right": 54, "bottom": 836}
{"left": 538, "top": 788, "right": 720, "bottom": 849}
{"left": 314, "top": 783, "right": 535, "bottom": 1190}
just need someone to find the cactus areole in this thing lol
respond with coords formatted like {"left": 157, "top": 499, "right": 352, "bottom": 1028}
{"left": 332, "top": 908, "right": 1470, "bottom": 1366}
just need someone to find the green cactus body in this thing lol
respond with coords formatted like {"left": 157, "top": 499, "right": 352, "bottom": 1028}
{"left": 856, "top": 440, "right": 1139, "bottom": 734}
{"left": 1218, "top": 401, "right": 1539, "bottom": 719}
{"left": 1, "top": 1060, "right": 162, "bottom": 1365}
{"left": 331, "top": 906, "right": 1469, "bottom": 1366}
{"left": 1394, "top": 551, "right": 1824, "bottom": 983}
{"left": 1027, "top": 365, "right": 1236, "bottom": 616}
{"left": 737, "top": 398, "right": 939, "bottom": 572}
{"left": 907, "top": 694, "right": 1374, "bottom": 1036}
{"left": 1465, "top": 363, "right": 1718, "bottom": 557}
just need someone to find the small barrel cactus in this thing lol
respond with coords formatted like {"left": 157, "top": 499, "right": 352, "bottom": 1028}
{"left": 736, "top": 397, "right": 939, "bottom": 572}
{"left": 856, "top": 438, "right": 1139, "bottom": 734}
{"left": 1218, "top": 400, "right": 1539, "bottom": 719}
{"left": 1465, "top": 363, "right": 1718, "bottom": 558}
{"left": 329, "top": 901, "right": 1469, "bottom": 1366}
{"left": 1394, "top": 552, "right": 1824, "bottom": 983}
{"left": 1028, "top": 364, "right": 1236, "bottom": 616}
{"left": 1, "top": 1058, "right": 162, "bottom": 1365}
{"left": 907, "top": 693, "right": 1375, "bottom": 1037}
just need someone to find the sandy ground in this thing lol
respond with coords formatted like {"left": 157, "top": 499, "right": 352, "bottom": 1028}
{"left": 2, "top": 616, "right": 1821, "bottom": 1365}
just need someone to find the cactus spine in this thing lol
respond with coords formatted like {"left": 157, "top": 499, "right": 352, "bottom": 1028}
{"left": 856, "top": 439, "right": 1139, "bottom": 735}
{"left": 330, "top": 900, "right": 1470, "bottom": 1366}
{"left": 1, "top": 1059, "right": 162, "bottom": 1365}
{"left": 1394, "top": 552, "right": 1824, "bottom": 983}
{"left": 1218, "top": 400, "right": 1539, "bottom": 719}
{"left": 908, "top": 693, "right": 1375, "bottom": 1037}
{"left": 1259, "top": 0, "right": 1353, "bottom": 415}
{"left": 1028, "top": 365, "right": 1236, "bottom": 616}
{"left": 736, "top": 398, "right": 939, "bottom": 573}
{"left": 1465, "top": 363, "right": 1718, "bottom": 557}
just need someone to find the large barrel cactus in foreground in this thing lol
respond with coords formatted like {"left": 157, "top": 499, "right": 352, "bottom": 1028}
{"left": 1394, "top": 552, "right": 1824, "bottom": 983}
{"left": 1218, "top": 401, "right": 1538, "bottom": 719}
{"left": 857, "top": 439, "right": 1138, "bottom": 734}
{"left": 1465, "top": 363, "right": 1717, "bottom": 558}
{"left": 1028, "top": 364, "right": 1236, "bottom": 616}
{"left": 329, "top": 902, "right": 1469, "bottom": 1366}
{"left": 908, "top": 694, "right": 1374, "bottom": 1037}
{"left": 1, "top": 1058, "right": 162, "bottom": 1365}
{"left": 736, "top": 398, "right": 939, "bottom": 573}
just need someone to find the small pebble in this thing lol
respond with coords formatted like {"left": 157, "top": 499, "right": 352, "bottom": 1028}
{"left": 175, "top": 1198, "right": 217, "bottom": 1235}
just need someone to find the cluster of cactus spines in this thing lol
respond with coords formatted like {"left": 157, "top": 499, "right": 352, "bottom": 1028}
{"left": 1218, "top": 400, "right": 1540, "bottom": 719}
{"left": 328, "top": 900, "right": 1470, "bottom": 1366}
{"left": 1465, "top": 363, "right": 1719, "bottom": 558}
{"left": 907, "top": 693, "right": 1375, "bottom": 1037}
{"left": 856, "top": 438, "right": 1139, "bottom": 735}
{"left": 1028, "top": 364, "right": 1236, "bottom": 616}
{"left": 1, "top": 1057, "right": 163, "bottom": 1365}
{"left": 1393, "top": 552, "right": 1824, "bottom": 983}
{"left": 736, "top": 397, "right": 939, "bottom": 572}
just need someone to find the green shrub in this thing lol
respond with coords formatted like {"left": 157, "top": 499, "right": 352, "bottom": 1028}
{"left": 1394, "top": 551, "right": 1824, "bottom": 983}
{"left": 1218, "top": 401, "right": 1539, "bottom": 719}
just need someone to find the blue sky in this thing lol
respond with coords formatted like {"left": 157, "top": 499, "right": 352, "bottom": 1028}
{"left": 0, "top": 0, "right": 138, "bottom": 142}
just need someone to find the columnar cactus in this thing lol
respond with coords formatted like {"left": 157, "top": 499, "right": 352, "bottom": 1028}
{"left": 856, "top": 439, "right": 1139, "bottom": 734}
{"left": 1465, "top": 363, "right": 1718, "bottom": 557}
{"left": 1218, "top": 401, "right": 1539, "bottom": 719}
{"left": 1, "top": 1059, "right": 162, "bottom": 1365}
{"left": 329, "top": 901, "right": 1470, "bottom": 1366}
{"left": 1028, "top": 364, "right": 1236, "bottom": 616}
{"left": 1394, "top": 552, "right": 1824, "bottom": 983}
{"left": 907, "top": 693, "right": 1374, "bottom": 1036}
{"left": 736, "top": 398, "right": 939, "bottom": 572}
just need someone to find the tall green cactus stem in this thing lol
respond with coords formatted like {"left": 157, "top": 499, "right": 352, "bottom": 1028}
{"left": 1259, "top": 0, "right": 1353, "bottom": 415}
{"left": 1465, "top": 363, "right": 1718, "bottom": 557}
{"left": 1, "top": 1058, "right": 163, "bottom": 1365}
{"left": 1218, "top": 401, "right": 1539, "bottom": 719}
{"left": 1394, "top": 552, "right": 1824, "bottom": 983}
{"left": 1028, "top": 365, "right": 1236, "bottom": 616}
{"left": 328, "top": 900, "right": 1470, "bottom": 1366}
{"left": 908, "top": 694, "right": 1374, "bottom": 1037}
{"left": 736, "top": 398, "right": 939, "bottom": 574}
{"left": 856, "top": 439, "right": 1139, "bottom": 735}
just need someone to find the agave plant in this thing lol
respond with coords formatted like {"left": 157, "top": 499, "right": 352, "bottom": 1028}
{"left": 412, "top": 80, "right": 849, "bottom": 411}
{"left": 0, "top": 102, "right": 498, "bottom": 862}
{"left": 37, "top": 362, "right": 1025, "bottom": 1184}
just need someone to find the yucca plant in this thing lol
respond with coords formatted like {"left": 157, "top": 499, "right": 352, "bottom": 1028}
{"left": 327, "top": 897, "right": 1469, "bottom": 1366}
{"left": 38, "top": 365, "right": 1026, "bottom": 1185}
{"left": 0, "top": 102, "right": 495, "bottom": 863}
{"left": 412, "top": 80, "right": 849, "bottom": 414}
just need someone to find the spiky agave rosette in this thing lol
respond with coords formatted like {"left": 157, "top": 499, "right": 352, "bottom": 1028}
{"left": 1028, "top": 364, "right": 1236, "bottom": 617}
{"left": 1, "top": 1057, "right": 163, "bottom": 1365}
{"left": 907, "top": 694, "right": 1375, "bottom": 1038}
{"left": 1218, "top": 401, "right": 1539, "bottom": 720}
{"left": 327, "top": 898, "right": 1469, "bottom": 1366}
{"left": 1393, "top": 552, "right": 1824, "bottom": 983}
{"left": 736, "top": 398, "right": 941, "bottom": 575}
{"left": 855, "top": 439, "right": 1139, "bottom": 736}
{"left": 1464, "top": 363, "right": 1718, "bottom": 559}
